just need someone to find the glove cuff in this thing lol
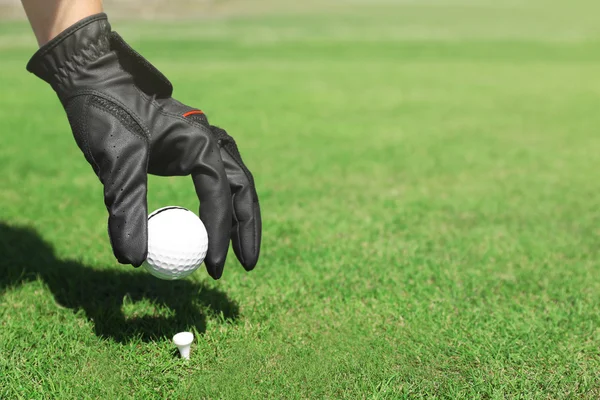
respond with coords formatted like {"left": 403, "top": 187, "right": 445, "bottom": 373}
{"left": 26, "top": 13, "right": 111, "bottom": 89}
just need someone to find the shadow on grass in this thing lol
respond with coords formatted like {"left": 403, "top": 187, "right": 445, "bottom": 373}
{"left": 0, "top": 222, "right": 239, "bottom": 343}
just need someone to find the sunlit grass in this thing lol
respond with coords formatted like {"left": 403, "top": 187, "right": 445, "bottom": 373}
{"left": 1, "top": 2, "right": 600, "bottom": 398}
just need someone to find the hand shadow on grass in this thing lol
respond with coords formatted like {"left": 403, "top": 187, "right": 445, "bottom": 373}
{"left": 0, "top": 222, "right": 239, "bottom": 343}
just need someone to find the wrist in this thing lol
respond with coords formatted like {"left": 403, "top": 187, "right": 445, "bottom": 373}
{"left": 21, "top": 0, "right": 104, "bottom": 46}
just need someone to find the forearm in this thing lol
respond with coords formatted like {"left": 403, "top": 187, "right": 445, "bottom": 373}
{"left": 21, "top": 0, "right": 103, "bottom": 46}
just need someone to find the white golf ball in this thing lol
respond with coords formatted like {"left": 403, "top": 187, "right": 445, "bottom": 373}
{"left": 143, "top": 206, "right": 208, "bottom": 280}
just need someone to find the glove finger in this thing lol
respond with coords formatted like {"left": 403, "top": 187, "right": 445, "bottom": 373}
{"left": 148, "top": 111, "right": 233, "bottom": 279}
{"left": 74, "top": 97, "right": 150, "bottom": 267}
{"left": 106, "top": 170, "right": 149, "bottom": 268}
{"left": 220, "top": 144, "right": 261, "bottom": 270}
{"left": 189, "top": 138, "right": 233, "bottom": 280}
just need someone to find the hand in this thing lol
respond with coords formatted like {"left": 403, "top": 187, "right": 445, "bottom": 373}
{"left": 26, "top": 14, "right": 261, "bottom": 279}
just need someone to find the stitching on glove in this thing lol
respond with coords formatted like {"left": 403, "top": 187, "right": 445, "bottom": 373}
{"left": 27, "top": 14, "right": 111, "bottom": 86}
{"left": 53, "top": 34, "right": 111, "bottom": 91}
{"left": 89, "top": 96, "right": 148, "bottom": 141}
{"left": 133, "top": 85, "right": 199, "bottom": 126}
{"left": 69, "top": 89, "right": 151, "bottom": 142}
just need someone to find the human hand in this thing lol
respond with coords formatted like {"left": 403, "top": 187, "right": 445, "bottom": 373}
{"left": 27, "top": 14, "right": 261, "bottom": 279}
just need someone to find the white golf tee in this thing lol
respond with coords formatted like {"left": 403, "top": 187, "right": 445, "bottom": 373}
{"left": 173, "top": 332, "right": 194, "bottom": 360}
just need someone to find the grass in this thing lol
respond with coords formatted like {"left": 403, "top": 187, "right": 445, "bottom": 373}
{"left": 2, "top": 2, "right": 600, "bottom": 398}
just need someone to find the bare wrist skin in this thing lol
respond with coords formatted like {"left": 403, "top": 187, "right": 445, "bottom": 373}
{"left": 21, "top": 0, "right": 104, "bottom": 46}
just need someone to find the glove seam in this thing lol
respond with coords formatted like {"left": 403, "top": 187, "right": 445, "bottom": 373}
{"left": 230, "top": 192, "right": 247, "bottom": 265}
{"left": 68, "top": 89, "right": 151, "bottom": 143}
{"left": 133, "top": 85, "right": 211, "bottom": 131}
{"left": 80, "top": 96, "right": 101, "bottom": 174}
{"left": 89, "top": 98, "right": 147, "bottom": 143}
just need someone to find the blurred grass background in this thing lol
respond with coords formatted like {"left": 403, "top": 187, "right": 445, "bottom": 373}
{"left": 2, "top": 0, "right": 600, "bottom": 398}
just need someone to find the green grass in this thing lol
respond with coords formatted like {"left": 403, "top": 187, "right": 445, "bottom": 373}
{"left": 2, "top": 2, "right": 600, "bottom": 398}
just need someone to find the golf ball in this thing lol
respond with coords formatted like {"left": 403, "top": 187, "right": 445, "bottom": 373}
{"left": 143, "top": 206, "right": 208, "bottom": 280}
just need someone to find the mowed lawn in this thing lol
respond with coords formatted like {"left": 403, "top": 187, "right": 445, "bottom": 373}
{"left": 2, "top": 2, "right": 600, "bottom": 398}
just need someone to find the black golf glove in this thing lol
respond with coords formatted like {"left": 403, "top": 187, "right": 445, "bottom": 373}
{"left": 26, "top": 13, "right": 261, "bottom": 279}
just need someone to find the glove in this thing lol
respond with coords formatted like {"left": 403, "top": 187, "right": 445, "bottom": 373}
{"left": 26, "top": 13, "right": 261, "bottom": 279}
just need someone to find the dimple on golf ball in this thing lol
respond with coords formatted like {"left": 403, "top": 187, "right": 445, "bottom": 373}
{"left": 143, "top": 206, "right": 208, "bottom": 280}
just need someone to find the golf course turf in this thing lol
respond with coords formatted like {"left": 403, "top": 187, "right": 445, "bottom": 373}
{"left": 1, "top": 2, "right": 600, "bottom": 398}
